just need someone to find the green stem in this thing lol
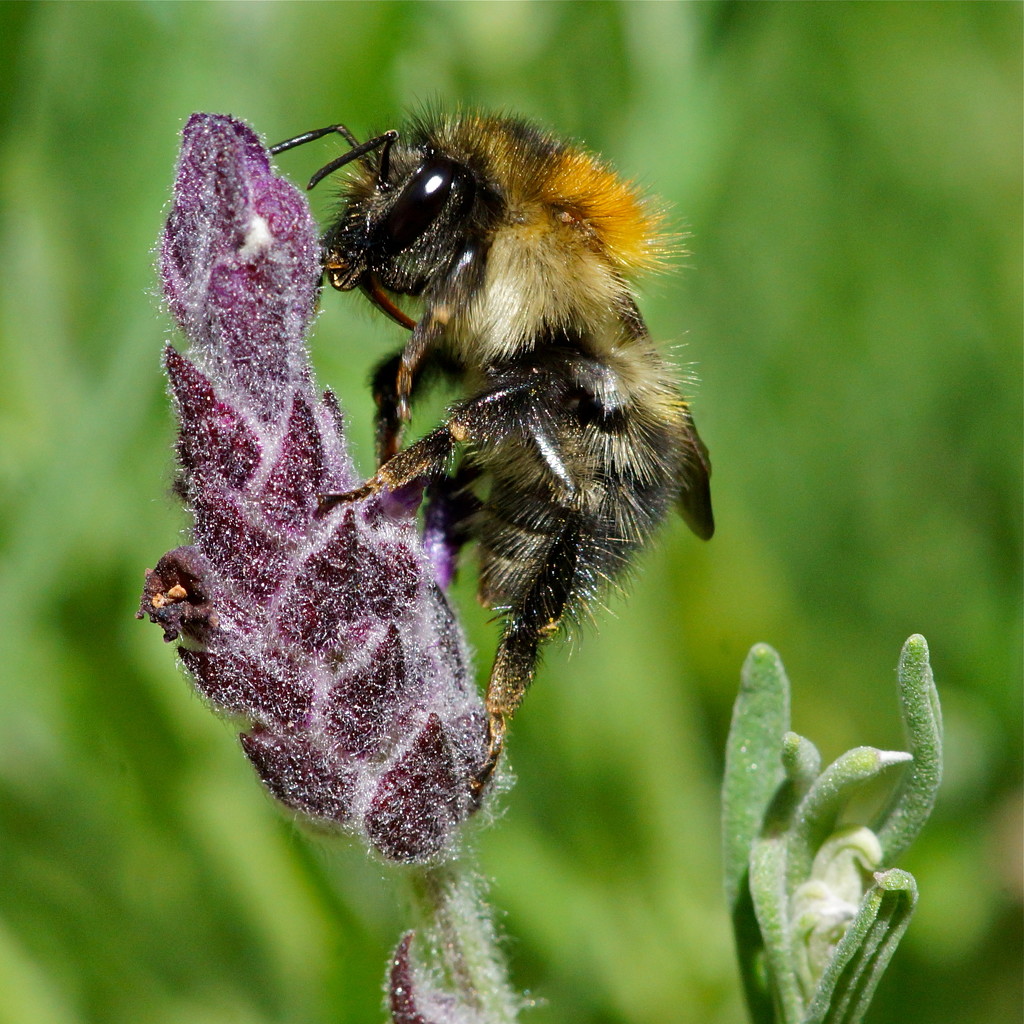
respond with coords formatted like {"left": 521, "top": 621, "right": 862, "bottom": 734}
{"left": 406, "top": 860, "right": 520, "bottom": 1023}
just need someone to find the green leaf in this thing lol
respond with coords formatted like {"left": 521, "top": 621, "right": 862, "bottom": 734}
{"left": 873, "top": 635, "right": 943, "bottom": 862}
{"left": 750, "top": 832, "right": 804, "bottom": 1024}
{"left": 726, "top": 637, "right": 940, "bottom": 1024}
{"left": 790, "top": 826, "right": 884, "bottom": 1003}
{"left": 723, "top": 644, "right": 792, "bottom": 908}
{"left": 786, "top": 748, "right": 911, "bottom": 892}
{"left": 782, "top": 732, "right": 822, "bottom": 799}
{"left": 724, "top": 645, "right": 793, "bottom": 1024}
{"left": 803, "top": 869, "right": 918, "bottom": 1024}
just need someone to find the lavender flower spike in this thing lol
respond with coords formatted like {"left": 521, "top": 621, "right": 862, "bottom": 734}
{"left": 139, "top": 113, "right": 490, "bottom": 863}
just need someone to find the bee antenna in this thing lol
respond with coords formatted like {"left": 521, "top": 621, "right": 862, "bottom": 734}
{"left": 269, "top": 125, "right": 399, "bottom": 192}
{"left": 306, "top": 130, "right": 398, "bottom": 191}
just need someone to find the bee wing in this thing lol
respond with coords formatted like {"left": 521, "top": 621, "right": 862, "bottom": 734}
{"left": 678, "top": 416, "right": 714, "bottom": 540}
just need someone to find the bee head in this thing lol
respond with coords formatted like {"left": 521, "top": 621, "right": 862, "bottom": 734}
{"left": 323, "top": 139, "right": 487, "bottom": 302}
{"left": 272, "top": 111, "right": 668, "bottom": 347}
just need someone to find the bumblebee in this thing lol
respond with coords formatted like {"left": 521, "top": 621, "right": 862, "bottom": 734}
{"left": 271, "top": 111, "right": 713, "bottom": 790}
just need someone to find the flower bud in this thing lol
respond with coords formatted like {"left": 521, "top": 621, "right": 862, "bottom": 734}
{"left": 139, "top": 113, "right": 490, "bottom": 862}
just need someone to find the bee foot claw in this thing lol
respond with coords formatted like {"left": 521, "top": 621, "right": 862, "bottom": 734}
{"left": 316, "top": 483, "right": 377, "bottom": 517}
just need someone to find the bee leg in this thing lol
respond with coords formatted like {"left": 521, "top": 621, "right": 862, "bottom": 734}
{"left": 321, "top": 384, "right": 495, "bottom": 515}
{"left": 470, "top": 712, "right": 506, "bottom": 806}
{"left": 370, "top": 347, "right": 463, "bottom": 464}
{"left": 394, "top": 316, "right": 445, "bottom": 424}
{"left": 469, "top": 619, "right": 564, "bottom": 799}
{"left": 370, "top": 352, "right": 406, "bottom": 464}
{"left": 472, "top": 520, "right": 581, "bottom": 795}
{"left": 321, "top": 376, "right": 566, "bottom": 791}
{"left": 317, "top": 421, "right": 459, "bottom": 515}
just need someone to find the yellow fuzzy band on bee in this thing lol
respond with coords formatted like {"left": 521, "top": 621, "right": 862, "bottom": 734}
{"left": 540, "top": 148, "right": 669, "bottom": 273}
{"left": 424, "top": 111, "right": 672, "bottom": 274}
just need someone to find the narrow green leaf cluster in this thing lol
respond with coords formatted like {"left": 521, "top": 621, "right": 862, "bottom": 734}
{"left": 722, "top": 636, "right": 942, "bottom": 1024}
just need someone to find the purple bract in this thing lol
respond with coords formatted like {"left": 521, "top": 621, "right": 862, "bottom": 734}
{"left": 138, "top": 113, "right": 490, "bottom": 863}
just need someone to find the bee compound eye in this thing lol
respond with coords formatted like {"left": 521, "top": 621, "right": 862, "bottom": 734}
{"left": 380, "top": 157, "right": 467, "bottom": 253}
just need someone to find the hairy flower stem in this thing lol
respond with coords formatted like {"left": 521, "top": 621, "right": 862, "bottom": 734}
{"left": 415, "top": 868, "right": 482, "bottom": 1007}
{"left": 396, "top": 862, "right": 521, "bottom": 1024}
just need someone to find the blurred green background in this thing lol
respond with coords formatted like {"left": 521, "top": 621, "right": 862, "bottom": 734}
{"left": 0, "top": 3, "right": 1019, "bottom": 1023}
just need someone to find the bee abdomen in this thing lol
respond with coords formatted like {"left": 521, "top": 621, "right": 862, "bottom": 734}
{"left": 474, "top": 449, "right": 677, "bottom": 623}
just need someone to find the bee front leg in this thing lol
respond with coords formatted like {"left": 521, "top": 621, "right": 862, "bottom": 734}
{"left": 317, "top": 420, "right": 460, "bottom": 516}
{"left": 395, "top": 315, "right": 446, "bottom": 426}
{"left": 370, "top": 316, "right": 449, "bottom": 463}
{"left": 324, "top": 376, "right": 537, "bottom": 517}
